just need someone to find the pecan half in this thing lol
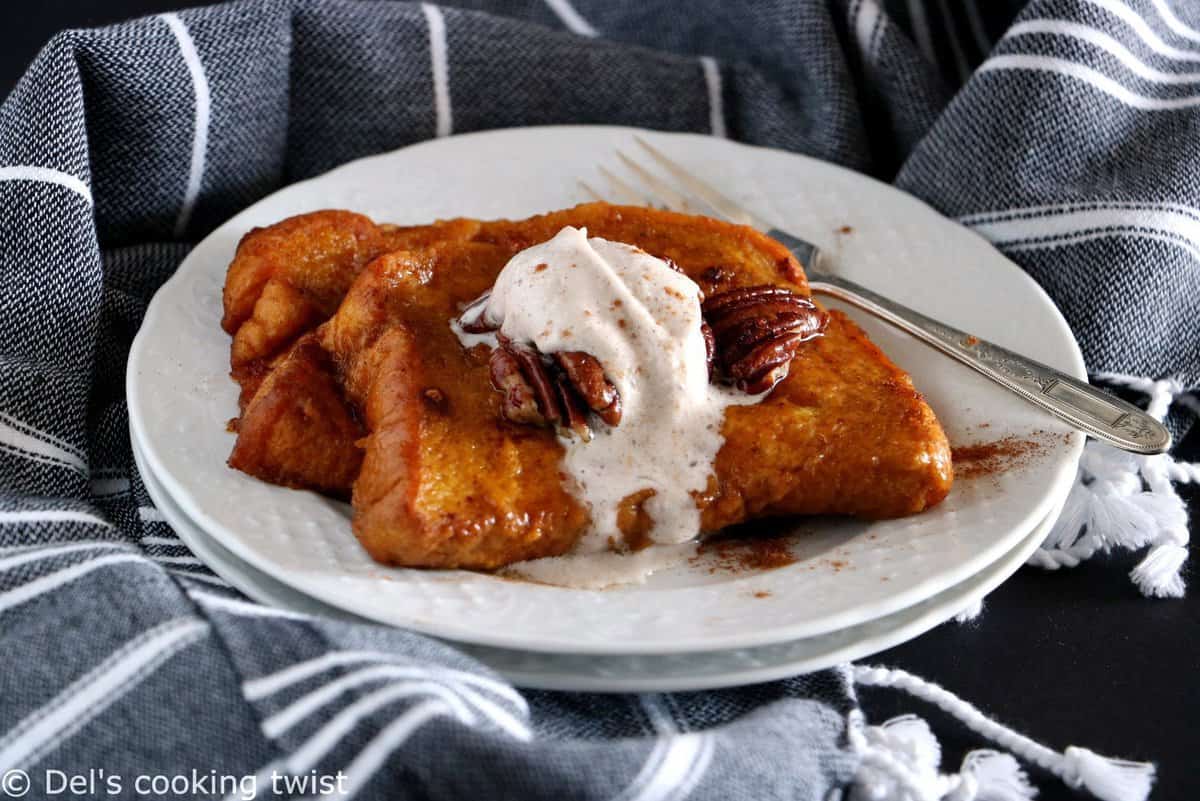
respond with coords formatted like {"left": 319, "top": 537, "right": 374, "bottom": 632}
{"left": 460, "top": 291, "right": 623, "bottom": 435}
{"left": 488, "top": 342, "right": 543, "bottom": 426}
{"left": 701, "top": 321, "right": 716, "bottom": 379}
{"left": 702, "top": 285, "right": 827, "bottom": 394}
{"left": 555, "top": 351, "right": 622, "bottom": 426}
{"left": 481, "top": 328, "right": 621, "bottom": 437}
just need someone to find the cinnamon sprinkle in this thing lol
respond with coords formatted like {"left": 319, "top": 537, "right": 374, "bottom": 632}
{"left": 692, "top": 535, "right": 798, "bottom": 574}
{"left": 951, "top": 433, "right": 1047, "bottom": 479}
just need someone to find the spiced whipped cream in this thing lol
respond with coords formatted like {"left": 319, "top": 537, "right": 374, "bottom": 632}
{"left": 453, "top": 226, "right": 761, "bottom": 576}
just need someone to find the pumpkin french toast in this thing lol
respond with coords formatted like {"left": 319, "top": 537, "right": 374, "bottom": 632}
{"left": 223, "top": 203, "right": 953, "bottom": 570}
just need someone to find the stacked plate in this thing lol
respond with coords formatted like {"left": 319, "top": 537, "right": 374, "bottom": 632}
{"left": 127, "top": 127, "right": 1084, "bottom": 692}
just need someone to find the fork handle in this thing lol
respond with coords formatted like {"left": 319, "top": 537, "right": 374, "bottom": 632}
{"left": 805, "top": 273, "right": 1171, "bottom": 455}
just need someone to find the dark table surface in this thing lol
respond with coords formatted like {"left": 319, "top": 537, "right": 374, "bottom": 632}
{"left": 6, "top": 4, "right": 1199, "bottom": 800}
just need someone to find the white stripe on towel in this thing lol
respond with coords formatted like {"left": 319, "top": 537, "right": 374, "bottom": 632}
{"left": 0, "top": 414, "right": 86, "bottom": 473}
{"left": 167, "top": 569, "right": 229, "bottom": 587}
{"left": 317, "top": 701, "right": 454, "bottom": 800}
{"left": 160, "top": 13, "right": 211, "bottom": 237}
{"left": 1148, "top": 0, "right": 1200, "bottom": 43}
{"left": 699, "top": 57, "right": 726, "bottom": 138}
{"left": 611, "top": 740, "right": 671, "bottom": 801}
{"left": 152, "top": 555, "right": 202, "bottom": 566}
{"left": 1082, "top": 0, "right": 1200, "bottom": 62}
{"left": 0, "top": 166, "right": 92, "bottom": 205}
{"left": 139, "top": 506, "right": 166, "bottom": 523}
{"left": 0, "top": 541, "right": 128, "bottom": 571}
{"left": 1007, "top": 20, "right": 1200, "bottom": 83}
{"left": 242, "top": 649, "right": 527, "bottom": 712}
{"left": 853, "top": 0, "right": 883, "bottom": 61}
{"left": 979, "top": 54, "right": 1200, "bottom": 110}
{"left": 264, "top": 676, "right": 475, "bottom": 739}
{"left": 610, "top": 733, "right": 713, "bottom": 801}
{"left": 140, "top": 535, "right": 182, "bottom": 546}
{"left": 422, "top": 4, "right": 453, "bottom": 138}
{"left": 1004, "top": 228, "right": 1200, "bottom": 260}
{"left": 0, "top": 618, "right": 208, "bottom": 771}
{"left": 963, "top": 203, "right": 1200, "bottom": 260}
{"left": 959, "top": 199, "right": 1200, "bottom": 226}
{"left": 260, "top": 664, "right": 529, "bottom": 741}
{"left": 0, "top": 555, "right": 147, "bottom": 615}
{"left": 188, "top": 590, "right": 314, "bottom": 621}
{"left": 543, "top": 0, "right": 598, "bottom": 36}
{"left": 0, "top": 509, "right": 112, "bottom": 529}
{"left": 662, "top": 735, "right": 714, "bottom": 801}
{"left": 283, "top": 685, "right": 465, "bottom": 776}
{"left": 640, "top": 694, "right": 677, "bottom": 735}
{"left": 0, "top": 413, "right": 85, "bottom": 460}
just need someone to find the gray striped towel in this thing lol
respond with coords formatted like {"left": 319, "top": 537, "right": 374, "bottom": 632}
{"left": 0, "top": 1, "right": 1194, "bottom": 799}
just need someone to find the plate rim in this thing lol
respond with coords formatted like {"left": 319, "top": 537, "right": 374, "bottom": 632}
{"left": 490, "top": 504, "right": 1061, "bottom": 690}
{"left": 132, "top": 434, "right": 1062, "bottom": 691}
{"left": 127, "top": 124, "right": 1086, "bottom": 655}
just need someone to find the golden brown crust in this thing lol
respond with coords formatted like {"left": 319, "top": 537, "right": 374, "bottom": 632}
{"left": 228, "top": 334, "right": 364, "bottom": 498}
{"left": 318, "top": 244, "right": 589, "bottom": 569}
{"left": 221, "top": 210, "right": 475, "bottom": 408}
{"left": 704, "top": 310, "right": 952, "bottom": 525}
{"left": 466, "top": 203, "right": 809, "bottom": 292}
{"left": 227, "top": 203, "right": 952, "bottom": 569}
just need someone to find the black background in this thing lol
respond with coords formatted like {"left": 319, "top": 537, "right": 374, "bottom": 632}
{"left": 4, "top": 4, "right": 1198, "bottom": 800}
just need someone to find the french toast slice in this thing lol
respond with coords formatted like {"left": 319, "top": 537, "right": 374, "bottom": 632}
{"left": 222, "top": 210, "right": 482, "bottom": 407}
{"left": 225, "top": 203, "right": 953, "bottom": 569}
{"left": 227, "top": 334, "right": 363, "bottom": 499}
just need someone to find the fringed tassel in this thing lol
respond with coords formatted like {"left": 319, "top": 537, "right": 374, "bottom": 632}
{"left": 953, "top": 598, "right": 984, "bottom": 624}
{"left": 957, "top": 751, "right": 1035, "bottom": 801}
{"left": 1028, "top": 374, "right": 1197, "bottom": 598}
{"left": 848, "top": 710, "right": 943, "bottom": 801}
{"left": 850, "top": 666, "right": 1156, "bottom": 801}
{"left": 1130, "top": 542, "right": 1187, "bottom": 598}
{"left": 1063, "top": 747, "right": 1156, "bottom": 801}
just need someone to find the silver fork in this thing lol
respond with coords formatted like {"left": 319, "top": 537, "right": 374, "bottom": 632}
{"left": 582, "top": 137, "right": 1170, "bottom": 455}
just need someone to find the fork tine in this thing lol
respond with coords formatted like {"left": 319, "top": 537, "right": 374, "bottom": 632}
{"left": 598, "top": 166, "right": 651, "bottom": 206}
{"left": 634, "top": 136, "right": 768, "bottom": 230}
{"left": 578, "top": 180, "right": 605, "bottom": 203}
{"left": 615, "top": 151, "right": 691, "bottom": 213}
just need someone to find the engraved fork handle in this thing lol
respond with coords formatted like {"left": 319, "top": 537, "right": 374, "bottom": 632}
{"left": 799, "top": 270, "right": 1171, "bottom": 455}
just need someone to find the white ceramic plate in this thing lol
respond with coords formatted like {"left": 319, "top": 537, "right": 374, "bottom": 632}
{"left": 128, "top": 126, "right": 1085, "bottom": 655}
{"left": 133, "top": 435, "right": 1061, "bottom": 691}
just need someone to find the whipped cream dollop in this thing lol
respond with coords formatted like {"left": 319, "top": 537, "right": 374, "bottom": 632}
{"left": 454, "top": 226, "right": 760, "bottom": 565}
